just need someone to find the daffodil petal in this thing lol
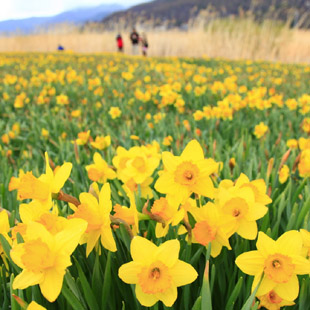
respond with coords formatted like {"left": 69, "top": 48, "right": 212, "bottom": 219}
{"left": 86, "top": 230, "right": 100, "bottom": 257}
{"left": 100, "top": 226, "right": 117, "bottom": 252}
{"left": 118, "top": 261, "right": 141, "bottom": 284}
{"left": 235, "top": 251, "right": 264, "bottom": 275}
{"left": 131, "top": 236, "right": 158, "bottom": 263}
{"left": 170, "top": 260, "right": 198, "bottom": 287}
{"left": 275, "top": 231, "right": 303, "bottom": 256}
{"left": 180, "top": 140, "right": 204, "bottom": 162}
{"left": 52, "top": 162, "right": 72, "bottom": 193}
{"left": 156, "top": 239, "right": 180, "bottom": 267}
{"left": 291, "top": 255, "right": 310, "bottom": 274}
{"left": 13, "top": 270, "right": 43, "bottom": 290}
{"left": 273, "top": 275, "right": 299, "bottom": 300}
{"left": 256, "top": 275, "right": 275, "bottom": 296}
{"left": 156, "top": 285, "right": 177, "bottom": 307}
{"left": 237, "top": 220, "right": 257, "bottom": 240}
{"left": 40, "top": 269, "right": 65, "bottom": 302}
{"left": 256, "top": 232, "right": 276, "bottom": 257}
{"left": 55, "top": 218, "right": 87, "bottom": 254}
{"left": 135, "top": 284, "right": 158, "bottom": 307}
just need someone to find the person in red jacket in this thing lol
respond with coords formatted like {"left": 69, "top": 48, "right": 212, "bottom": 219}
{"left": 116, "top": 34, "right": 124, "bottom": 52}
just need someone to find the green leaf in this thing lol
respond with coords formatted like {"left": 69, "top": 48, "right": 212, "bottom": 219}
{"left": 225, "top": 277, "right": 243, "bottom": 310}
{"left": 74, "top": 258, "right": 100, "bottom": 310}
{"left": 192, "top": 296, "right": 201, "bottom": 310}
{"left": 240, "top": 276, "right": 262, "bottom": 310}
{"left": 0, "top": 234, "right": 20, "bottom": 273}
{"left": 101, "top": 251, "right": 112, "bottom": 309}
{"left": 61, "top": 282, "right": 86, "bottom": 310}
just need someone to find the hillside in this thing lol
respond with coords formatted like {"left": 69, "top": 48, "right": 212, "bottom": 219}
{"left": 102, "top": 0, "right": 310, "bottom": 29}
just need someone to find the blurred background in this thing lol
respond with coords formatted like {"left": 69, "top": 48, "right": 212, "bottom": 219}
{"left": 0, "top": 0, "right": 310, "bottom": 63}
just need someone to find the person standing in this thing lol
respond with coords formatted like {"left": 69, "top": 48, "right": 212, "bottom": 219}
{"left": 130, "top": 28, "right": 139, "bottom": 55}
{"left": 140, "top": 33, "right": 149, "bottom": 56}
{"left": 116, "top": 34, "right": 124, "bottom": 52}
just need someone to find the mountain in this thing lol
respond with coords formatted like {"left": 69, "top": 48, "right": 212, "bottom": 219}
{"left": 102, "top": 0, "right": 310, "bottom": 29}
{"left": 0, "top": 4, "right": 125, "bottom": 34}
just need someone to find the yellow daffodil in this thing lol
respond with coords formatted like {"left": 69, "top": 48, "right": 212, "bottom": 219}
{"left": 86, "top": 152, "right": 116, "bottom": 183}
{"left": 235, "top": 231, "right": 310, "bottom": 301}
{"left": 254, "top": 122, "right": 268, "bottom": 139}
{"left": 278, "top": 165, "right": 289, "bottom": 184}
{"left": 286, "top": 139, "right": 298, "bottom": 149}
{"left": 28, "top": 301, "right": 47, "bottom": 310}
{"left": 109, "top": 107, "right": 122, "bottom": 119}
{"left": 0, "top": 210, "right": 11, "bottom": 256}
{"left": 155, "top": 140, "right": 219, "bottom": 205}
{"left": 75, "top": 130, "right": 90, "bottom": 145}
{"left": 298, "top": 149, "right": 310, "bottom": 177}
{"left": 214, "top": 174, "right": 270, "bottom": 239}
{"left": 113, "top": 192, "right": 139, "bottom": 235}
{"left": 69, "top": 183, "right": 117, "bottom": 256}
{"left": 118, "top": 237, "right": 198, "bottom": 307}
{"left": 15, "top": 153, "right": 72, "bottom": 208}
{"left": 113, "top": 145, "right": 160, "bottom": 185}
{"left": 123, "top": 176, "right": 153, "bottom": 199}
{"left": 300, "top": 229, "right": 310, "bottom": 258}
{"left": 90, "top": 135, "right": 111, "bottom": 150}
{"left": 190, "top": 202, "right": 233, "bottom": 257}
{"left": 11, "top": 219, "right": 87, "bottom": 302}
{"left": 151, "top": 197, "right": 185, "bottom": 238}
{"left": 257, "top": 290, "right": 295, "bottom": 310}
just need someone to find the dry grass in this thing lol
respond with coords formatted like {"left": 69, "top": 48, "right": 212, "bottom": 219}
{"left": 0, "top": 18, "right": 310, "bottom": 63}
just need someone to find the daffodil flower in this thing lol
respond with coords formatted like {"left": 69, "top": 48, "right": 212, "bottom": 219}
{"left": 118, "top": 236, "right": 197, "bottom": 307}
{"left": 235, "top": 231, "right": 310, "bottom": 301}
{"left": 11, "top": 219, "right": 87, "bottom": 302}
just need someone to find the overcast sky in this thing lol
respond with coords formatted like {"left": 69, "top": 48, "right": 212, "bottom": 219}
{"left": 0, "top": 0, "right": 148, "bottom": 21}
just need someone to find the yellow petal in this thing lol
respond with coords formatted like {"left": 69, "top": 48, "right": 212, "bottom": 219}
{"left": 210, "top": 240, "right": 223, "bottom": 258}
{"left": 170, "top": 260, "right": 198, "bottom": 286}
{"left": 55, "top": 218, "right": 87, "bottom": 255}
{"left": 131, "top": 236, "right": 157, "bottom": 264}
{"left": 275, "top": 230, "right": 303, "bottom": 256}
{"left": 245, "top": 203, "right": 268, "bottom": 221}
{"left": 99, "top": 183, "right": 112, "bottom": 213}
{"left": 26, "top": 222, "right": 53, "bottom": 246}
{"left": 44, "top": 152, "right": 54, "bottom": 179}
{"left": 291, "top": 255, "right": 310, "bottom": 274}
{"left": 28, "top": 301, "right": 47, "bottom": 310}
{"left": 235, "top": 251, "right": 264, "bottom": 275}
{"left": 13, "top": 270, "right": 43, "bottom": 290}
{"left": 100, "top": 227, "right": 117, "bottom": 252}
{"left": 235, "top": 173, "right": 249, "bottom": 188}
{"left": 155, "top": 223, "right": 170, "bottom": 238}
{"left": 118, "top": 261, "right": 141, "bottom": 284}
{"left": 180, "top": 140, "right": 204, "bottom": 162}
{"left": 19, "top": 201, "right": 46, "bottom": 223}
{"left": 237, "top": 220, "right": 257, "bottom": 240}
{"left": 191, "top": 176, "right": 215, "bottom": 199}
{"left": 256, "top": 231, "right": 276, "bottom": 257}
{"left": 256, "top": 275, "right": 275, "bottom": 296}
{"left": 86, "top": 230, "right": 101, "bottom": 257}
{"left": 274, "top": 275, "right": 299, "bottom": 301}
{"left": 135, "top": 284, "right": 158, "bottom": 307}
{"left": 161, "top": 152, "right": 178, "bottom": 171}
{"left": 156, "top": 285, "right": 177, "bottom": 307}
{"left": 154, "top": 173, "right": 176, "bottom": 194}
{"left": 52, "top": 162, "right": 72, "bottom": 193}
{"left": 156, "top": 240, "right": 180, "bottom": 267}
{"left": 10, "top": 244, "right": 25, "bottom": 268}
{"left": 40, "top": 269, "right": 65, "bottom": 302}
{"left": 79, "top": 192, "right": 98, "bottom": 209}
{"left": 0, "top": 210, "right": 10, "bottom": 232}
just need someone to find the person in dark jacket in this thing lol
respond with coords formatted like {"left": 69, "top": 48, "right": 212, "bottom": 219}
{"left": 130, "top": 28, "right": 139, "bottom": 55}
